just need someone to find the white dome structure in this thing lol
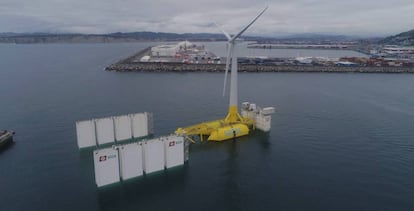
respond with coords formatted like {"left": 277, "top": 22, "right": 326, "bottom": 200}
{"left": 177, "top": 41, "right": 194, "bottom": 49}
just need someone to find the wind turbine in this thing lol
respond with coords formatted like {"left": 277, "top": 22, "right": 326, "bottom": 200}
{"left": 217, "top": 6, "right": 268, "bottom": 124}
{"left": 175, "top": 7, "right": 269, "bottom": 141}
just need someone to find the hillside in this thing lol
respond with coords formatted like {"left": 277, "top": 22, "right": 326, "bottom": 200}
{"left": 380, "top": 29, "right": 414, "bottom": 46}
{"left": 0, "top": 31, "right": 359, "bottom": 44}
{"left": 0, "top": 32, "right": 242, "bottom": 44}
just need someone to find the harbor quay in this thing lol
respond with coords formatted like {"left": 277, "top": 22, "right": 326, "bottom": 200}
{"left": 105, "top": 42, "right": 414, "bottom": 73}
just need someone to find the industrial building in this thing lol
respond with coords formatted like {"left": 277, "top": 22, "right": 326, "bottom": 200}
{"left": 145, "top": 41, "right": 219, "bottom": 64}
{"left": 151, "top": 44, "right": 179, "bottom": 57}
{"left": 151, "top": 41, "right": 198, "bottom": 57}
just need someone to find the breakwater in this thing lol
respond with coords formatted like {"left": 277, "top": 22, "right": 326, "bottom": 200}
{"left": 105, "top": 47, "right": 414, "bottom": 73}
{"left": 106, "top": 62, "right": 414, "bottom": 73}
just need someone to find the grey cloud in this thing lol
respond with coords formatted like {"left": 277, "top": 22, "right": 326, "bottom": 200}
{"left": 1, "top": 0, "right": 414, "bottom": 36}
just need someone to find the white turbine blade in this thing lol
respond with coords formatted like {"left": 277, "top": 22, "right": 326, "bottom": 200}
{"left": 214, "top": 22, "right": 232, "bottom": 41}
{"left": 223, "top": 43, "right": 233, "bottom": 96}
{"left": 230, "top": 6, "right": 268, "bottom": 42}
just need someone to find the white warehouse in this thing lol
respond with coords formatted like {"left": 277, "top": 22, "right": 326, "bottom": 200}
{"left": 151, "top": 41, "right": 197, "bottom": 57}
{"left": 151, "top": 44, "right": 179, "bottom": 57}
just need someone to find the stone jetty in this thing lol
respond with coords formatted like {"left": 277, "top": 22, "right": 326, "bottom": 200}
{"left": 106, "top": 62, "right": 414, "bottom": 73}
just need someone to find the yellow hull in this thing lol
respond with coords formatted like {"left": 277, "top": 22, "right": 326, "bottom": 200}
{"left": 175, "top": 119, "right": 224, "bottom": 136}
{"left": 208, "top": 123, "right": 249, "bottom": 141}
{"left": 175, "top": 106, "right": 255, "bottom": 142}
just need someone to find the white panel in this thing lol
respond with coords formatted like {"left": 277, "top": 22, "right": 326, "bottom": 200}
{"left": 164, "top": 136, "right": 184, "bottom": 168}
{"left": 96, "top": 117, "right": 115, "bottom": 145}
{"left": 119, "top": 143, "right": 143, "bottom": 180}
{"left": 256, "top": 114, "right": 272, "bottom": 132}
{"left": 143, "top": 138, "right": 165, "bottom": 174}
{"left": 76, "top": 120, "right": 96, "bottom": 148}
{"left": 93, "top": 148, "right": 120, "bottom": 187}
{"left": 147, "top": 113, "right": 154, "bottom": 135}
{"left": 184, "top": 139, "right": 190, "bottom": 162}
{"left": 114, "top": 115, "right": 132, "bottom": 142}
{"left": 132, "top": 113, "right": 148, "bottom": 138}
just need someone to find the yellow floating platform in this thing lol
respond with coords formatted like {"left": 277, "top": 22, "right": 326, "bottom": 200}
{"left": 207, "top": 123, "right": 249, "bottom": 141}
{"left": 175, "top": 115, "right": 254, "bottom": 142}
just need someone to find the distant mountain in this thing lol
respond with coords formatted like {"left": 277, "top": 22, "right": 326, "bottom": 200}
{"left": 106, "top": 31, "right": 230, "bottom": 40}
{"left": 0, "top": 31, "right": 362, "bottom": 44}
{"left": 255, "top": 33, "right": 361, "bottom": 44}
{"left": 0, "top": 32, "right": 58, "bottom": 38}
{"left": 281, "top": 33, "right": 358, "bottom": 40}
{"left": 0, "top": 31, "right": 239, "bottom": 44}
{"left": 0, "top": 32, "right": 21, "bottom": 37}
{"left": 379, "top": 29, "right": 414, "bottom": 46}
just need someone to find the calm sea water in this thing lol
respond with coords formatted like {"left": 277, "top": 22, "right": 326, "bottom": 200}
{"left": 0, "top": 43, "right": 413, "bottom": 211}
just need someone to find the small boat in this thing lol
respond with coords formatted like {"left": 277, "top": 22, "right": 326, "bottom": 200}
{"left": 0, "top": 130, "right": 15, "bottom": 149}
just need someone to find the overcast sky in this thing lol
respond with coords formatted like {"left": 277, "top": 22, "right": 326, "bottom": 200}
{"left": 1, "top": 0, "right": 414, "bottom": 37}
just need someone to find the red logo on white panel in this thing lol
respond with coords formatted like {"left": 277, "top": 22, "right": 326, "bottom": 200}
{"left": 169, "top": 141, "right": 175, "bottom": 147}
{"left": 99, "top": 155, "right": 107, "bottom": 162}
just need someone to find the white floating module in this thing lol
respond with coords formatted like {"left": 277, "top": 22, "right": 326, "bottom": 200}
{"left": 114, "top": 115, "right": 132, "bottom": 142}
{"left": 164, "top": 135, "right": 184, "bottom": 168}
{"left": 94, "top": 147, "right": 120, "bottom": 187}
{"left": 76, "top": 120, "right": 96, "bottom": 148}
{"left": 91, "top": 134, "right": 187, "bottom": 187}
{"left": 143, "top": 138, "right": 165, "bottom": 174}
{"left": 119, "top": 142, "right": 143, "bottom": 180}
{"left": 95, "top": 117, "right": 115, "bottom": 145}
{"left": 132, "top": 113, "right": 149, "bottom": 138}
{"left": 75, "top": 112, "right": 153, "bottom": 149}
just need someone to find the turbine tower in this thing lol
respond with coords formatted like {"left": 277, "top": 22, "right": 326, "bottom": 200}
{"left": 217, "top": 6, "right": 268, "bottom": 124}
